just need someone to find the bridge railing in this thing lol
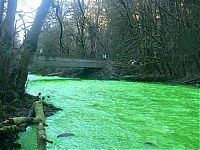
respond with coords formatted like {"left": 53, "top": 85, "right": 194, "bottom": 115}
{"left": 34, "top": 53, "right": 109, "bottom": 61}
{"left": 31, "top": 55, "right": 109, "bottom": 69}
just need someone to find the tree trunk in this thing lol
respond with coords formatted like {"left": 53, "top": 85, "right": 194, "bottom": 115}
{"left": 0, "top": 0, "right": 4, "bottom": 25}
{"left": 0, "top": 0, "right": 18, "bottom": 96}
{"left": 11, "top": 0, "right": 53, "bottom": 95}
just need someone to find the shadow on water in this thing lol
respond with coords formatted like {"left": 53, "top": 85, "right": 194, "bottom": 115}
{"left": 28, "top": 76, "right": 83, "bottom": 83}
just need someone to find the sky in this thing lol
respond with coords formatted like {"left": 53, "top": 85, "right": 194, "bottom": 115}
{"left": 16, "top": 0, "right": 42, "bottom": 40}
{"left": 15, "top": 0, "right": 76, "bottom": 41}
{"left": 17, "top": 0, "right": 42, "bottom": 12}
{"left": 17, "top": 0, "right": 42, "bottom": 24}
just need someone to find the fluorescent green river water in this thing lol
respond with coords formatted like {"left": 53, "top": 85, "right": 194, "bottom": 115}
{"left": 18, "top": 75, "right": 199, "bottom": 150}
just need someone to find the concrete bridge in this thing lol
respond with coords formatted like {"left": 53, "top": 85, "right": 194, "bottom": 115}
{"left": 31, "top": 56, "right": 108, "bottom": 69}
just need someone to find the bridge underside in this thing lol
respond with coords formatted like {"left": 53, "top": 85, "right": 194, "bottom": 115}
{"left": 31, "top": 56, "right": 107, "bottom": 69}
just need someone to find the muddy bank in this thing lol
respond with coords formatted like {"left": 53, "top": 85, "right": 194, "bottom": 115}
{"left": 0, "top": 94, "right": 61, "bottom": 122}
{"left": 123, "top": 75, "right": 200, "bottom": 87}
{"left": 0, "top": 93, "right": 62, "bottom": 149}
{"left": 29, "top": 63, "right": 199, "bottom": 86}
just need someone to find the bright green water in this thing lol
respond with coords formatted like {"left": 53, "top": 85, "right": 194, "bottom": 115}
{"left": 19, "top": 75, "right": 199, "bottom": 150}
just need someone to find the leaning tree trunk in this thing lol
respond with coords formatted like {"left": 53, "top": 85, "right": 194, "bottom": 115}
{"left": 10, "top": 0, "right": 53, "bottom": 95}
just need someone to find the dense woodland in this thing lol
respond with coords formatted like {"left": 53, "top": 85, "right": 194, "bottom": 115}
{"left": 38, "top": 0, "right": 200, "bottom": 78}
{"left": 0, "top": 0, "right": 199, "bottom": 149}
{"left": 0, "top": 0, "right": 200, "bottom": 100}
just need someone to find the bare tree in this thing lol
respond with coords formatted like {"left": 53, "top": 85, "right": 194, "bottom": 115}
{"left": 0, "top": 0, "right": 18, "bottom": 96}
{"left": 0, "top": 0, "right": 54, "bottom": 99}
{"left": 15, "top": 0, "right": 54, "bottom": 94}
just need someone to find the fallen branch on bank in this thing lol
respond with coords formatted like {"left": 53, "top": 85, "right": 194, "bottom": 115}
{"left": 183, "top": 77, "right": 200, "bottom": 84}
{"left": 0, "top": 117, "right": 34, "bottom": 137}
{"left": 2, "top": 117, "right": 35, "bottom": 125}
{"left": 0, "top": 125, "right": 25, "bottom": 135}
{"left": 0, "top": 123, "right": 26, "bottom": 149}
{"left": 48, "top": 71, "right": 64, "bottom": 76}
{"left": 0, "top": 101, "right": 53, "bottom": 150}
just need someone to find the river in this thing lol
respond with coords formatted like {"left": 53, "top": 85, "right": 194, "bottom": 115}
{"left": 18, "top": 75, "right": 199, "bottom": 149}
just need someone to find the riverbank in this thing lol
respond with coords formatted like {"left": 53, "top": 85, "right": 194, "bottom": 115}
{"left": 30, "top": 65, "right": 200, "bottom": 87}
{"left": 122, "top": 75, "right": 200, "bottom": 87}
{"left": 0, "top": 93, "right": 62, "bottom": 149}
{"left": 0, "top": 93, "right": 62, "bottom": 123}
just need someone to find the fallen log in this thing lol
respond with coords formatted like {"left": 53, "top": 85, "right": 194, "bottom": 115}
{"left": 0, "top": 116, "right": 32, "bottom": 149}
{"left": 20, "top": 108, "right": 35, "bottom": 130}
{"left": 0, "top": 125, "right": 25, "bottom": 135}
{"left": 0, "top": 101, "right": 54, "bottom": 149}
{"left": 34, "top": 101, "right": 53, "bottom": 150}
{"left": 2, "top": 117, "right": 34, "bottom": 125}
{"left": 34, "top": 101, "right": 45, "bottom": 124}
{"left": 13, "top": 117, "right": 34, "bottom": 125}
{"left": 48, "top": 71, "right": 64, "bottom": 76}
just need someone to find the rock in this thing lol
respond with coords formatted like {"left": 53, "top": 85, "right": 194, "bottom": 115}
{"left": 144, "top": 141, "right": 154, "bottom": 145}
{"left": 14, "top": 143, "right": 21, "bottom": 148}
{"left": 57, "top": 133, "right": 75, "bottom": 138}
{"left": 144, "top": 141, "right": 156, "bottom": 148}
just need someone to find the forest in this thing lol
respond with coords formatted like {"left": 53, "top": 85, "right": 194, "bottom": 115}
{"left": 0, "top": 0, "right": 199, "bottom": 149}
{"left": 37, "top": 0, "right": 200, "bottom": 79}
